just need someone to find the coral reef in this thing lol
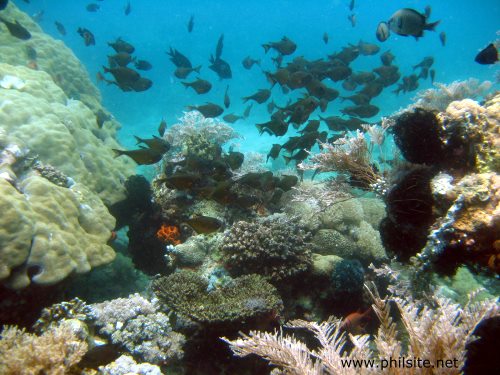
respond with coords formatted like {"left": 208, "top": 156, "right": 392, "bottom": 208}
{"left": 220, "top": 215, "right": 312, "bottom": 282}
{"left": 412, "top": 79, "right": 493, "bottom": 112}
{"left": 222, "top": 284, "right": 499, "bottom": 375}
{"left": 89, "top": 293, "right": 185, "bottom": 365}
{"left": 152, "top": 271, "right": 283, "bottom": 324}
{"left": 0, "top": 63, "right": 134, "bottom": 204}
{"left": 99, "top": 355, "right": 163, "bottom": 375}
{"left": 0, "top": 324, "right": 88, "bottom": 375}
{"left": 0, "top": 173, "right": 116, "bottom": 289}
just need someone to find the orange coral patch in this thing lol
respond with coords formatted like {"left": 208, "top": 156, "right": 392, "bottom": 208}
{"left": 156, "top": 224, "right": 181, "bottom": 245}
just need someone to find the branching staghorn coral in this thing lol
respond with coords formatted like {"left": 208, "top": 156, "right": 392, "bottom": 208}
{"left": 222, "top": 283, "right": 499, "bottom": 375}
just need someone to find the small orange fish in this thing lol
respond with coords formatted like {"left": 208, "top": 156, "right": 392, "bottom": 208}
{"left": 341, "top": 308, "right": 371, "bottom": 334}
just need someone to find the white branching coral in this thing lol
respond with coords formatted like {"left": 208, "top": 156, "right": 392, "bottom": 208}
{"left": 164, "top": 111, "right": 241, "bottom": 150}
{"left": 412, "top": 79, "right": 493, "bottom": 112}
{"left": 222, "top": 283, "right": 499, "bottom": 375}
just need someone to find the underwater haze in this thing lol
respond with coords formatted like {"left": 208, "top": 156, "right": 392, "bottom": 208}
{"left": 17, "top": 0, "right": 499, "bottom": 152}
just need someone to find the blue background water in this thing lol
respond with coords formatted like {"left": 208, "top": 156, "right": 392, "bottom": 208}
{"left": 16, "top": 0, "right": 499, "bottom": 159}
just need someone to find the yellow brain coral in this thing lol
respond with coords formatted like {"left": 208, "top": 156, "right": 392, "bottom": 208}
{"left": 0, "top": 63, "right": 134, "bottom": 204}
{"left": 0, "top": 174, "right": 116, "bottom": 289}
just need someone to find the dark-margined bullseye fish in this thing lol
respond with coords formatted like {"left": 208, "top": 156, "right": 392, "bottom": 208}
{"left": 387, "top": 7, "right": 440, "bottom": 39}
{"left": 112, "top": 148, "right": 164, "bottom": 165}
{"left": 185, "top": 216, "right": 222, "bottom": 234}
{"left": 182, "top": 78, "right": 212, "bottom": 94}
{"left": 186, "top": 103, "right": 224, "bottom": 118}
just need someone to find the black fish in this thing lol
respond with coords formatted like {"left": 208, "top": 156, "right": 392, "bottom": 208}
{"left": 215, "top": 33, "right": 224, "bottom": 59}
{"left": 124, "top": 1, "right": 131, "bottom": 15}
{"left": 86, "top": 3, "right": 100, "bottom": 12}
{"left": 278, "top": 175, "right": 298, "bottom": 191}
{"left": 439, "top": 31, "right": 446, "bottom": 47}
{"left": 167, "top": 47, "right": 192, "bottom": 68}
{"left": 357, "top": 40, "right": 380, "bottom": 56}
{"left": 349, "top": 0, "right": 355, "bottom": 11}
{"left": 242, "top": 56, "right": 260, "bottom": 69}
{"left": 348, "top": 13, "right": 356, "bottom": 27}
{"left": 376, "top": 22, "right": 390, "bottom": 42}
{"left": 430, "top": 69, "right": 436, "bottom": 83}
{"left": 209, "top": 55, "right": 232, "bottom": 79}
{"left": 95, "top": 109, "right": 111, "bottom": 128}
{"left": 262, "top": 36, "right": 297, "bottom": 55}
{"left": 413, "top": 56, "right": 434, "bottom": 70}
{"left": 78, "top": 344, "right": 121, "bottom": 369}
{"left": 388, "top": 8, "right": 440, "bottom": 39}
{"left": 0, "top": 1, "right": 7, "bottom": 11}
{"left": 242, "top": 89, "right": 271, "bottom": 104}
{"left": 102, "top": 66, "right": 140, "bottom": 86}
{"left": 0, "top": 17, "right": 31, "bottom": 40}
{"left": 134, "top": 135, "right": 170, "bottom": 153}
{"left": 109, "top": 38, "right": 135, "bottom": 54}
{"left": 341, "top": 104, "right": 379, "bottom": 118}
{"left": 112, "top": 148, "right": 164, "bottom": 165}
{"left": 108, "top": 52, "right": 133, "bottom": 67}
{"left": 224, "top": 85, "right": 230, "bottom": 108}
{"left": 77, "top": 27, "right": 94, "bottom": 46}
{"left": 475, "top": 43, "right": 498, "bottom": 65}
{"left": 223, "top": 113, "right": 243, "bottom": 123}
{"left": 158, "top": 118, "right": 167, "bottom": 136}
{"left": 267, "top": 144, "right": 281, "bottom": 162}
{"left": 187, "top": 15, "right": 194, "bottom": 33}
{"left": 54, "top": 21, "right": 66, "bottom": 36}
{"left": 134, "top": 59, "right": 152, "bottom": 70}
{"left": 185, "top": 216, "right": 222, "bottom": 234}
{"left": 256, "top": 118, "right": 288, "bottom": 136}
{"left": 225, "top": 151, "right": 244, "bottom": 170}
{"left": 322, "top": 32, "right": 329, "bottom": 44}
{"left": 187, "top": 103, "right": 224, "bottom": 118}
{"left": 129, "top": 77, "right": 152, "bottom": 92}
{"left": 380, "top": 50, "right": 395, "bottom": 66}
{"left": 174, "top": 66, "right": 201, "bottom": 79}
{"left": 283, "top": 149, "right": 309, "bottom": 165}
{"left": 243, "top": 104, "right": 253, "bottom": 119}
{"left": 182, "top": 78, "right": 212, "bottom": 94}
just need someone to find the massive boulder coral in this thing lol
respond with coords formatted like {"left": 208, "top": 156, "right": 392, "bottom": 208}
{"left": 0, "top": 174, "right": 116, "bottom": 289}
{"left": 219, "top": 215, "right": 312, "bottom": 282}
{"left": 0, "top": 63, "right": 134, "bottom": 204}
{"left": 0, "top": 2, "right": 102, "bottom": 110}
{"left": 152, "top": 271, "right": 283, "bottom": 325}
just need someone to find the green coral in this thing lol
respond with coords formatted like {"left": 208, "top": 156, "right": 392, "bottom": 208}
{"left": 152, "top": 271, "right": 283, "bottom": 324}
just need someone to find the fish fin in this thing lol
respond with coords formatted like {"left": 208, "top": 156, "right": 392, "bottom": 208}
{"left": 283, "top": 155, "right": 292, "bottom": 165}
{"left": 112, "top": 149, "right": 124, "bottom": 158}
{"left": 193, "top": 65, "right": 201, "bottom": 74}
{"left": 424, "top": 20, "right": 440, "bottom": 31}
{"left": 262, "top": 44, "right": 270, "bottom": 54}
{"left": 133, "top": 135, "right": 143, "bottom": 144}
{"left": 181, "top": 81, "right": 190, "bottom": 89}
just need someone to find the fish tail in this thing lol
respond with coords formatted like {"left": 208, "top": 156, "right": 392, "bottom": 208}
{"left": 255, "top": 124, "right": 263, "bottom": 134}
{"left": 283, "top": 155, "right": 292, "bottom": 165}
{"left": 193, "top": 65, "right": 201, "bottom": 74}
{"left": 112, "top": 149, "right": 124, "bottom": 158}
{"left": 133, "top": 135, "right": 143, "bottom": 144}
{"left": 181, "top": 81, "right": 191, "bottom": 89}
{"left": 424, "top": 20, "right": 440, "bottom": 31}
{"left": 241, "top": 96, "right": 249, "bottom": 103}
{"left": 102, "top": 66, "right": 110, "bottom": 73}
{"left": 262, "top": 44, "right": 271, "bottom": 54}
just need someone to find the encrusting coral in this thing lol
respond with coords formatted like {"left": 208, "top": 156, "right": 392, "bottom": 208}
{"left": 222, "top": 283, "right": 499, "bottom": 375}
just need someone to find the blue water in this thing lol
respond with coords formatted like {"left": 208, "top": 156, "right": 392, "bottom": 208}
{"left": 17, "top": 0, "right": 499, "bottom": 157}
